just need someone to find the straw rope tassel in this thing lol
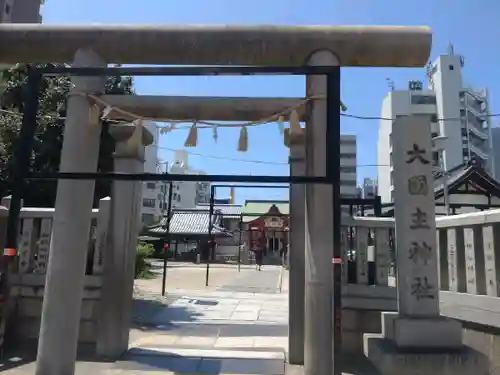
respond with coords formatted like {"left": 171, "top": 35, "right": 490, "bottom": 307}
{"left": 212, "top": 125, "right": 218, "bottom": 143}
{"left": 277, "top": 115, "right": 285, "bottom": 135}
{"left": 87, "top": 104, "right": 101, "bottom": 125}
{"left": 283, "top": 128, "right": 290, "bottom": 148}
{"left": 184, "top": 123, "right": 198, "bottom": 147}
{"left": 289, "top": 110, "right": 301, "bottom": 135}
{"left": 238, "top": 126, "right": 248, "bottom": 152}
{"left": 129, "top": 120, "right": 143, "bottom": 152}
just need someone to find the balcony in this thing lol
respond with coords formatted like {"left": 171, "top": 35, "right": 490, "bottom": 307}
{"left": 470, "top": 143, "right": 489, "bottom": 160}
{"left": 467, "top": 122, "right": 488, "bottom": 140}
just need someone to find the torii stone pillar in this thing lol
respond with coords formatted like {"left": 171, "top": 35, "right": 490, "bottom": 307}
{"left": 288, "top": 131, "right": 306, "bottom": 365}
{"left": 96, "top": 123, "right": 152, "bottom": 358}
{"left": 35, "top": 49, "right": 106, "bottom": 375}
{"left": 0, "top": 23, "right": 433, "bottom": 375}
{"left": 304, "top": 50, "right": 338, "bottom": 375}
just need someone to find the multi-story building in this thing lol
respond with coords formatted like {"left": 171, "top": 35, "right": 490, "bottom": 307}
{"left": 141, "top": 121, "right": 164, "bottom": 226}
{"left": 168, "top": 150, "right": 211, "bottom": 209}
{"left": 492, "top": 127, "right": 500, "bottom": 180}
{"left": 340, "top": 135, "right": 357, "bottom": 198}
{"left": 0, "top": 0, "right": 42, "bottom": 23}
{"left": 362, "top": 178, "right": 378, "bottom": 199}
{"left": 377, "top": 45, "right": 494, "bottom": 203}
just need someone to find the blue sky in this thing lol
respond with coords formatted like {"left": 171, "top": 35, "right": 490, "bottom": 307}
{"left": 41, "top": 0, "right": 500, "bottom": 203}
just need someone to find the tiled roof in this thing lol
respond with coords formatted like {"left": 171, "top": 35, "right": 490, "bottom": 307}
{"left": 195, "top": 204, "right": 242, "bottom": 218}
{"left": 372, "top": 163, "right": 500, "bottom": 216}
{"left": 147, "top": 209, "right": 230, "bottom": 236}
{"left": 241, "top": 200, "right": 290, "bottom": 223}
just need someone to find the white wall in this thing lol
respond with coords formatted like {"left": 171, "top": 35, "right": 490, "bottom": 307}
{"left": 340, "top": 135, "right": 357, "bottom": 197}
{"left": 169, "top": 150, "right": 210, "bottom": 208}
{"left": 432, "top": 53, "right": 464, "bottom": 171}
{"left": 141, "top": 121, "right": 162, "bottom": 225}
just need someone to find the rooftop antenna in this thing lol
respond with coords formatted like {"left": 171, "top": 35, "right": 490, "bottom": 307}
{"left": 386, "top": 78, "right": 395, "bottom": 91}
{"left": 447, "top": 42, "right": 454, "bottom": 56}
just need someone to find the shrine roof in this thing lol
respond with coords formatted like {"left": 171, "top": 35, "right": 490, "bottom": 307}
{"left": 147, "top": 209, "right": 231, "bottom": 236}
{"left": 0, "top": 24, "right": 430, "bottom": 67}
{"left": 196, "top": 204, "right": 242, "bottom": 218}
{"left": 241, "top": 200, "right": 289, "bottom": 223}
{"left": 375, "top": 163, "right": 500, "bottom": 216}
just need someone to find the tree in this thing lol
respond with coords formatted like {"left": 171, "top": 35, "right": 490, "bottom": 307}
{"left": 0, "top": 63, "right": 134, "bottom": 207}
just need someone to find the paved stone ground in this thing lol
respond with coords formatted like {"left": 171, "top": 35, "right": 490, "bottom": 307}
{"left": 122, "top": 266, "right": 288, "bottom": 374}
{"left": 2, "top": 264, "right": 377, "bottom": 374}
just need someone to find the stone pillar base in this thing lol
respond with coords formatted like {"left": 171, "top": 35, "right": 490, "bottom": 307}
{"left": 381, "top": 312, "right": 462, "bottom": 349}
{"left": 363, "top": 335, "right": 489, "bottom": 375}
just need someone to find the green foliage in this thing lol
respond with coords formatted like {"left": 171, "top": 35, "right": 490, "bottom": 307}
{"left": 0, "top": 63, "right": 134, "bottom": 207}
{"left": 135, "top": 242, "right": 154, "bottom": 279}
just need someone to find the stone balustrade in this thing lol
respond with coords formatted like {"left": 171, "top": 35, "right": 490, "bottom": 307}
{"left": 0, "top": 196, "right": 110, "bottom": 351}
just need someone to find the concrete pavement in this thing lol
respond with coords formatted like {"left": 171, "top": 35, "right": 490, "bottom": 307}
{"left": 123, "top": 266, "right": 288, "bottom": 374}
{"left": 3, "top": 265, "right": 378, "bottom": 374}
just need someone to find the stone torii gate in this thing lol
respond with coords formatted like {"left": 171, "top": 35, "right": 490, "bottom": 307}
{"left": 0, "top": 24, "right": 431, "bottom": 375}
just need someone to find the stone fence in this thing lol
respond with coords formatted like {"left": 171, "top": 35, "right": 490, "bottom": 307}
{"left": 0, "top": 195, "right": 110, "bottom": 352}
{"left": 350, "top": 209, "right": 500, "bottom": 371}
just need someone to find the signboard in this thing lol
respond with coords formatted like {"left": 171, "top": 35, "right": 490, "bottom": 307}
{"left": 264, "top": 217, "right": 284, "bottom": 228}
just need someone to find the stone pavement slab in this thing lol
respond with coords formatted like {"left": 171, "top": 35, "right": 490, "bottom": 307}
{"left": 217, "top": 267, "right": 283, "bottom": 294}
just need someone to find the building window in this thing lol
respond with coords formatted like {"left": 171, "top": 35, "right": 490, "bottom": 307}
{"left": 141, "top": 214, "right": 156, "bottom": 225}
{"left": 340, "top": 180, "right": 357, "bottom": 186}
{"left": 449, "top": 65, "right": 454, "bottom": 71}
{"left": 142, "top": 198, "right": 155, "bottom": 208}
{"left": 5, "top": 3, "right": 10, "bottom": 14}
{"left": 177, "top": 195, "right": 181, "bottom": 202}
{"left": 340, "top": 139, "right": 356, "bottom": 145}
{"left": 340, "top": 167, "right": 356, "bottom": 173}
{"left": 339, "top": 153, "right": 356, "bottom": 159}
{"left": 411, "top": 95, "right": 436, "bottom": 105}
{"left": 146, "top": 182, "right": 156, "bottom": 189}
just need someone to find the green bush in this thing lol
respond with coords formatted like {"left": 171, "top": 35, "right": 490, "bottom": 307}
{"left": 135, "top": 242, "right": 154, "bottom": 279}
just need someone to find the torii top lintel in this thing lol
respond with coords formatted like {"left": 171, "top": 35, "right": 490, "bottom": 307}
{"left": 0, "top": 24, "right": 431, "bottom": 67}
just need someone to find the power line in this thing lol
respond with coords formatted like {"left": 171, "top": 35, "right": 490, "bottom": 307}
{"left": 153, "top": 144, "right": 390, "bottom": 167}
{"left": 1, "top": 105, "right": 499, "bottom": 125}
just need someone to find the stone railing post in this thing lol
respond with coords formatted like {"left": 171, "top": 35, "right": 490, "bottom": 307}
{"left": 364, "top": 115, "right": 488, "bottom": 375}
{"left": 0, "top": 196, "right": 21, "bottom": 256}
{"left": 96, "top": 122, "right": 153, "bottom": 358}
{"left": 288, "top": 130, "right": 305, "bottom": 365}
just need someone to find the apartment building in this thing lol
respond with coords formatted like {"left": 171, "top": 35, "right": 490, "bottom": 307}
{"left": 168, "top": 150, "right": 211, "bottom": 209}
{"left": 141, "top": 121, "right": 164, "bottom": 226}
{"left": 362, "top": 178, "right": 378, "bottom": 199}
{"left": 377, "top": 45, "right": 494, "bottom": 203}
{"left": 340, "top": 135, "right": 357, "bottom": 198}
{"left": 0, "top": 0, "right": 42, "bottom": 23}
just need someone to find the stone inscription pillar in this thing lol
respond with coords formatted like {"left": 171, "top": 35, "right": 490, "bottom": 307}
{"left": 35, "top": 48, "right": 106, "bottom": 375}
{"left": 288, "top": 132, "right": 305, "bottom": 365}
{"left": 96, "top": 123, "right": 153, "bottom": 357}
{"left": 363, "top": 116, "right": 487, "bottom": 375}
{"left": 390, "top": 115, "right": 461, "bottom": 348}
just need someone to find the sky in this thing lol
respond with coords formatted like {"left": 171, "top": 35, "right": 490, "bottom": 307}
{"left": 41, "top": 0, "right": 500, "bottom": 203}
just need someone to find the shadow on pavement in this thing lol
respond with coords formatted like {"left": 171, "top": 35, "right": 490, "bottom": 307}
{"left": 120, "top": 347, "right": 286, "bottom": 374}
{"left": 132, "top": 296, "right": 204, "bottom": 330}
{"left": 0, "top": 300, "right": 202, "bottom": 372}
